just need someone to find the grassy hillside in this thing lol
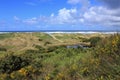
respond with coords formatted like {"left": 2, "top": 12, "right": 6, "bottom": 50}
{"left": 0, "top": 32, "right": 103, "bottom": 54}
{"left": 0, "top": 32, "right": 119, "bottom": 80}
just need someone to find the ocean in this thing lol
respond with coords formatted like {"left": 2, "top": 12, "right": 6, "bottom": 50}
{"left": 0, "top": 30, "right": 120, "bottom": 34}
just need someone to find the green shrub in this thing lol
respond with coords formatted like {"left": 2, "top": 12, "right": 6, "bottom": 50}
{"left": 0, "top": 54, "right": 29, "bottom": 74}
{"left": 44, "top": 41, "right": 52, "bottom": 46}
{"left": 0, "top": 47, "right": 7, "bottom": 51}
{"left": 89, "top": 37, "right": 102, "bottom": 47}
{"left": 80, "top": 34, "right": 120, "bottom": 79}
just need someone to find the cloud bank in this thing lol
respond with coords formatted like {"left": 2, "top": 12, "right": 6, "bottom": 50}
{"left": 100, "top": 0, "right": 120, "bottom": 9}
{"left": 13, "top": 0, "right": 120, "bottom": 29}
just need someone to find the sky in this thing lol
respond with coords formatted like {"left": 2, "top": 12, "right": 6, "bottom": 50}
{"left": 0, "top": 0, "right": 120, "bottom": 31}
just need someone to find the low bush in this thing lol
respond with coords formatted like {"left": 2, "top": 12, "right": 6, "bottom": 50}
{"left": 0, "top": 54, "right": 29, "bottom": 74}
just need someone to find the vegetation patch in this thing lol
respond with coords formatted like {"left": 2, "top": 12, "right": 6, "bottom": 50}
{"left": 0, "top": 33, "right": 119, "bottom": 80}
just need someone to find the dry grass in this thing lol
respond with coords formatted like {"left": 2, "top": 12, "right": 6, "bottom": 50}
{"left": 0, "top": 32, "right": 109, "bottom": 55}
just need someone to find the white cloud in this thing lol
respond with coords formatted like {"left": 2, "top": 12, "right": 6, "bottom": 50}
{"left": 48, "top": 6, "right": 120, "bottom": 27}
{"left": 13, "top": 5, "right": 120, "bottom": 28}
{"left": 57, "top": 8, "right": 77, "bottom": 23}
{"left": 99, "top": 0, "right": 120, "bottom": 9}
{"left": 83, "top": 6, "right": 120, "bottom": 26}
{"left": 14, "top": 8, "right": 78, "bottom": 25}
{"left": 67, "top": 0, "right": 90, "bottom": 12}
{"left": 14, "top": 16, "right": 20, "bottom": 21}
{"left": 50, "top": 13, "right": 54, "bottom": 17}
{"left": 22, "top": 17, "right": 38, "bottom": 25}
{"left": 13, "top": 16, "right": 49, "bottom": 26}
{"left": 49, "top": 8, "right": 78, "bottom": 24}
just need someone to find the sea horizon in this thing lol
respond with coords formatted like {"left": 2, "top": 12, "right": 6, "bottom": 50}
{"left": 0, "top": 30, "right": 120, "bottom": 34}
{"left": 0, "top": 30, "right": 120, "bottom": 32}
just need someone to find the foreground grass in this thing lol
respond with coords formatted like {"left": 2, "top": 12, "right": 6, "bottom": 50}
{"left": 0, "top": 33, "right": 119, "bottom": 80}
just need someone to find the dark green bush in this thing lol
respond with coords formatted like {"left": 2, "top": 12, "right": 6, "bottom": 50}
{"left": 89, "top": 37, "right": 102, "bottom": 47}
{"left": 44, "top": 41, "right": 52, "bottom": 46}
{"left": 0, "top": 47, "right": 7, "bottom": 51}
{"left": 0, "top": 54, "right": 29, "bottom": 74}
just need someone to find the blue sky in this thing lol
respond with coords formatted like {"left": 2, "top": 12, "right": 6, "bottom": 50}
{"left": 0, "top": 0, "right": 120, "bottom": 31}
